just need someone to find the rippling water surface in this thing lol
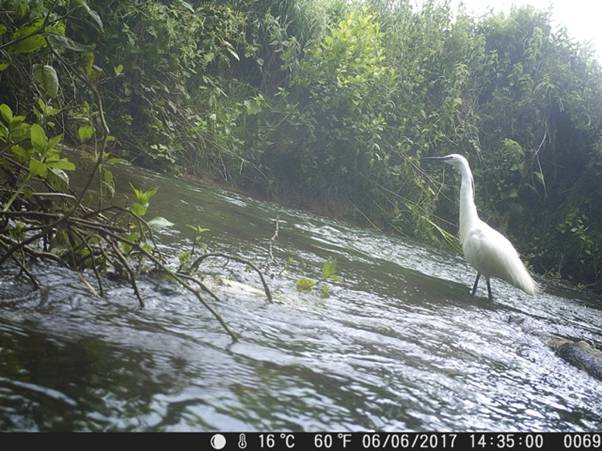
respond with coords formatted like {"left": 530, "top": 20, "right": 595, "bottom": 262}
{"left": 0, "top": 165, "right": 601, "bottom": 431}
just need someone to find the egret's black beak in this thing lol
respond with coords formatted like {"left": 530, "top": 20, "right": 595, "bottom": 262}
{"left": 421, "top": 156, "right": 451, "bottom": 163}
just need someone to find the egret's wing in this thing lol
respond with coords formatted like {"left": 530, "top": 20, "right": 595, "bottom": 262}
{"left": 464, "top": 225, "right": 537, "bottom": 295}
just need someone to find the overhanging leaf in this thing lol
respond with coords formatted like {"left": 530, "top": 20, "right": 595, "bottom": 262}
{"left": 75, "top": 0, "right": 104, "bottom": 33}
{"left": 29, "top": 158, "right": 48, "bottom": 178}
{"left": 131, "top": 202, "right": 147, "bottom": 217}
{"left": 33, "top": 64, "right": 59, "bottom": 98}
{"left": 30, "top": 124, "right": 48, "bottom": 151}
{"left": 47, "top": 33, "right": 92, "bottom": 52}
{"left": 47, "top": 158, "right": 76, "bottom": 171}
{"left": 9, "top": 18, "right": 46, "bottom": 54}
{"left": 49, "top": 167, "right": 70, "bottom": 186}
{"left": 0, "top": 104, "right": 13, "bottom": 123}
{"left": 10, "top": 145, "right": 29, "bottom": 163}
{"left": 48, "top": 134, "right": 64, "bottom": 149}
{"left": 78, "top": 125, "right": 95, "bottom": 143}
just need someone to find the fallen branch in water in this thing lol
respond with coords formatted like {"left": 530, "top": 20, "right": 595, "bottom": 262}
{"left": 0, "top": 199, "right": 242, "bottom": 342}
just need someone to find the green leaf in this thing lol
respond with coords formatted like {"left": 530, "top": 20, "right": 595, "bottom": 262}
{"left": 30, "top": 124, "right": 48, "bottom": 151}
{"left": 187, "top": 224, "right": 210, "bottom": 236}
{"left": 9, "top": 121, "right": 29, "bottom": 142}
{"left": 101, "top": 165, "right": 114, "bottom": 195}
{"left": 47, "top": 34, "right": 91, "bottom": 52}
{"left": 78, "top": 125, "right": 95, "bottom": 143}
{"left": 178, "top": 251, "right": 192, "bottom": 266}
{"left": 83, "top": 51, "right": 95, "bottom": 78}
{"left": 321, "top": 258, "right": 336, "bottom": 279}
{"left": 33, "top": 64, "right": 59, "bottom": 98}
{"left": 131, "top": 202, "right": 147, "bottom": 217}
{"left": 47, "top": 158, "right": 75, "bottom": 171}
{"left": 75, "top": 0, "right": 104, "bottom": 32}
{"left": 102, "top": 180, "right": 115, "bottom": 198}
{"left": 48, "top": 134, "right": 64, "bottom": 149}
{"left": 114, "top": 64, "right": 124, "bottom": 75}
{"left": 106, "top": 156, "right": 128, "bottom": 165}
{"left": 321, "top": 257, "right": 341, "bottom": 281}
{"left": 47, "top": 147, "right": 60, "bottom": 161}
{"left": 10, "top": 145, "right": 30, "bottom": 163}
{"left": 129, "top": 185, "right": 157, "bottom": 216}
{"left": 0, "top": 24, "right": 7, "bottom": 36}
{"left": 132, "top": 185, "right": 158, "bottom": 204}
{"left": 129, "top": 183, "right": 142, "bottom": 201}
{"left": 11, "top": 18, "right": 43, "bottom": 38}
{"left": 49, "top": 168, "right": 70, "bottom": 187}
{"left": 296, "top": 278, "right": 317, "bottom": 291}
{"left": 29, "top": 159, "right": 48, "bottom": 178}
{"left": 146, "top": 187, "right": 159, "bottom": 202}
{"left": 11, "top": 115, "right": 26, "bottom": 125}
{"left": 0, "top": 104, "right": 13, "bottom": 123}
{"left": 0, "top": 63, "right": 9, "bottom": 72}
{"left": 43, "top": 65, "right": 60, "bottom": 98}
{"left": 34, "top": 97, "right": 59, "bottom": 117}
{"left": 9, "top": 18, "right": 46, "bottom": 54}
{"left": 102, "top": 167, "right": 113, "bottom": 186}
{"left": 16, "top": 2, "right": 29, "bottom": 18}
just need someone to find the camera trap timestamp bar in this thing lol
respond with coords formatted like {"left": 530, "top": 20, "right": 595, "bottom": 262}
{"left": 206, "top": 432, "right": 601, "bottom": 451}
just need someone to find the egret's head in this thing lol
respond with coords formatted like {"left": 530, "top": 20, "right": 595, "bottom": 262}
{"left": 421, "top": 153, "right": 470, "bottom": 172}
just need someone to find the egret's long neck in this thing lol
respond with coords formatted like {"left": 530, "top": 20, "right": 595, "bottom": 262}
{"left": 458, "top": 161, "right": 479, "bottom": 244}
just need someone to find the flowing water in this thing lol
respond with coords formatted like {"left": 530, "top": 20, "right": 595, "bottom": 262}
{"left": 0, "top": 164, "right": 601, "bottom": 431}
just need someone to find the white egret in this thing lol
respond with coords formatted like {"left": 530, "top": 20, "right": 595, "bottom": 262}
{"left": 422, "top": 154, "right": 537, "bottom": 300}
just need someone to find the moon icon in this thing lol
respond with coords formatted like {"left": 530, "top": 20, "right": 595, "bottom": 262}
{"left": 210, "top": 434, "right": 227, "bottom": 450}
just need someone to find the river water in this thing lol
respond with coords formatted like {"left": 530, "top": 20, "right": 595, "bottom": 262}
{"left": 0, "top": 164, "right": 600, "bottom": 431}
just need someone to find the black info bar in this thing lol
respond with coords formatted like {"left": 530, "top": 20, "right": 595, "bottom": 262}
{"left": 205, "top": 433, "right": 596, "bottom": 450}
{"left": 4, "top": 432, "right": 600, "bottom": 450}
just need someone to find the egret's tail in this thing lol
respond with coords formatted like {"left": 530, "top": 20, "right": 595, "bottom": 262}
{"left": 510, "top": 260, "right": 538, "bottom": 295}
{"left": 520, "top": 274, "right": 538, "bottom": 295}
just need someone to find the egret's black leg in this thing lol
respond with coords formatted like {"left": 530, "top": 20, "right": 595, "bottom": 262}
{"left": 486, "top": 278, "right": 493, "bottom": 301}
{"left": 471, "top": 272, "right": 481, "bottom": 296}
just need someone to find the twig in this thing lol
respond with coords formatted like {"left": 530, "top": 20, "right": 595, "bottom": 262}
{"left": 266, "top": 216, "right": 280, "bottom": 272}
{"left": 79, "top": 272, "right": 99, "bottom": 298}
{"left": 0, "top": 223, "right": 60, "bottom": 266}
{"left": 108, "top": 238, "right": 144, "bottom": 308}
{"left": 177, "top": 272, "right": 222, "bottom": 304}
{"left": 0, "top": 235, "right": 65, "bottom": 266}
{"left": 190, "top": 253, "right": 272, "bottom": 303}
{"left": 82, "top": 205, "right": 165, "bottom": 262}
{"left": 88, "top": 227, "right": 238, "bottom": 341}
{"left": 10, "top": 254, "right": 39, "bottom": 289}
{"left": 71, "top": 228, "right": 104, "bottom": 296}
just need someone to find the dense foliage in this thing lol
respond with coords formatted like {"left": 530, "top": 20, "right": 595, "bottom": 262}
{"left": 2, "top": 0, "right": 602, "bottom": 290}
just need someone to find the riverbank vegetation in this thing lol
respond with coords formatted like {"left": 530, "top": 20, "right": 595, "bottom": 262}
{"left": 1, "top": 0, "right": 602, "bottom": 291}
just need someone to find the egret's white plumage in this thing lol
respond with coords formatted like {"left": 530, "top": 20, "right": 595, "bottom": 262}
{"left": 424, "top": 154, "right": 537, "bottom": 299}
